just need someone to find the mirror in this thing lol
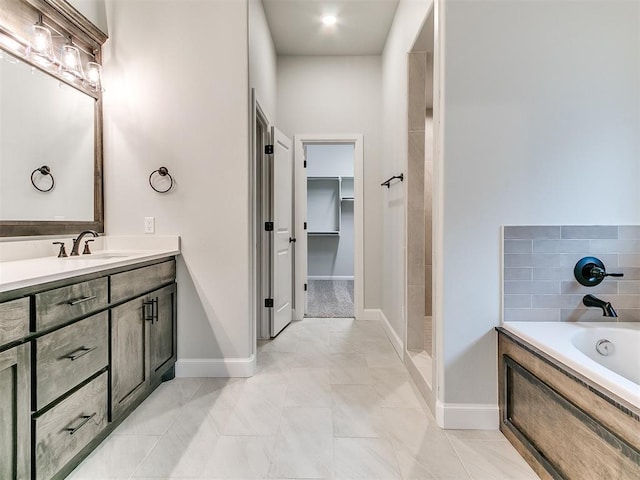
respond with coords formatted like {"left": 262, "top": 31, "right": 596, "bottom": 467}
{"left": 0, "top": 0, "right": 107, "bottom": 236}
{"left": 0, "top": 51, "right": 95, "bottom": 222}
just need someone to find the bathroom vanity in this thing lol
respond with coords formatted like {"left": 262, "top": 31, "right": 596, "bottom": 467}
{"left": 0, "top": 241, "right": 179, "bottom": 480}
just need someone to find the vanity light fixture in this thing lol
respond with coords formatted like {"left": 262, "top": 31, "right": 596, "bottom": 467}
{"left": 26, "top": 15, "right": 55, "bottom": 65}
{"left": 85, "top": 61, "right": 102, "bottom": 91}
{"left": 322, "top": 15, "right": 337, "bottom": 26}
{"left": 59, "top": 39, "right": 84, "bottom": 80}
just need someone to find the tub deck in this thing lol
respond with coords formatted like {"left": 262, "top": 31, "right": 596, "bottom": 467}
{"left": 497, "top": 327, "right": 640, "bottom": 480}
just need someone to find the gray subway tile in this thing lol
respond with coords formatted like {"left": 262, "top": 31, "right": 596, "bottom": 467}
{"left": 612, "top": 295, "right": 640, "bottom": 309}
{"left": 561, "top": 281, "right": 618, "bottom": 295}
{"left": 618, "top": 267, "right": 640, "bottom": 280}
{"left": 504, "top": 254, "right": 534, "bottom": 267}
{"left": 619, "top": 254, "right": 640, "bottom": 267}
{"left": 504, "top": 295, "right": 532, "bottom": 308}
{"left": 504, "top": 240, "right": 532, "bottom": 254}
{"left": 504, "top": 226, "right": 560, "bottom": 240}
{"left": 561, "top": 308, "right": 615, "bottom": 322}
{"left": 504, "top": 308, "right": 560, "bottom": 322}
{"left": 504, "top": 281, "right": 560, "bottom": 294}
{"left": 533, "top": 240, "right": 590, "bottom": 254}
{"left": 504, "top": 268, "right": 532, "bottom": 281}
{"left": 532, "top": 268, "right": 573, "bottom": 281}
{"left": 590, "top": 239, "right": 640, "bottom": 254}
{"left": 618, "top": 281, "right": 640, "bottom": 294}
{"left": 532, "top": 294, "right": 585, "bottom": 309}
{"left": 617, "top": 309, "right": 640, "bottom": 321}
{"left": 561, "top": 225, "right": 618, "bottom": 239}
{"left": 618, "top": 226, "right": 640, "bottom": 239}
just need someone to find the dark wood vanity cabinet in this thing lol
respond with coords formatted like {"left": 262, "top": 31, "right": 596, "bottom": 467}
{"left": 0, "top": 257, "right": 177, "bottom": 480}
{"left": 0, "top": 343, "right": 30, "bottom": 480}
{"left": 111, "top": 282, "right": 177, "bottom": 420}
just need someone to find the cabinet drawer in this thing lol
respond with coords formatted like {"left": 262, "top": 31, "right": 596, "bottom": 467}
{"left": 35, "top": 277, "right": 108, "bottom": 331}
{"left": 0, "top": 297, "right": 29, "bottom": 346}
{"left": 111, "top": 259, "right": 176, "bottom": 303}
{"left": 35, "top": 312, "right": 108, "bottom": 410}
{"left": 34, "top": 372, "right": 107, "bottom": 480}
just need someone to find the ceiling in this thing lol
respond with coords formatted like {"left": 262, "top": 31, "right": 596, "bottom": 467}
{"left": 262, "top": 0, "right": 400, "bottom": 56}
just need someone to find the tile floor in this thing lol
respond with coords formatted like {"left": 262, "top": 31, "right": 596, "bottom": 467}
{"left": 68, "top": 318, "right": 539, "bottom": 480}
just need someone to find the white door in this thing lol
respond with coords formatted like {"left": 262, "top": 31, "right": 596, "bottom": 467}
{"left": 271, "top": 127, "right": 293, "bottom": 336}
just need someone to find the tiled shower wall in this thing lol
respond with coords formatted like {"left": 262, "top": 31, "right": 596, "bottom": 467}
{"left": 503, "top": 225, "right": 640, "bottom": 322}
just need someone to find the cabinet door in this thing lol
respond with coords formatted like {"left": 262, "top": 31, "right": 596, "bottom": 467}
{"left": 0, "top": 344, "right": 30, "bottom": 480}
{"left": 111, "top": 296, "right": 150, "bottom": 420}
{"left": 149, "top": 284, "right": 177, "bottom": 379}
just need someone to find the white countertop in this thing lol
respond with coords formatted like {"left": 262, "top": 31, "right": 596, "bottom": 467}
{"left": 0, "top": 236, "right": 180, "bottom": 293}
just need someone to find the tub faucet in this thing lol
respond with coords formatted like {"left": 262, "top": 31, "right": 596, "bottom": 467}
{"left": 583, "top": 294, "right": 618, "bottom": 318}
{"left": 70, "top": 230, "right": 99, "bottom": 256}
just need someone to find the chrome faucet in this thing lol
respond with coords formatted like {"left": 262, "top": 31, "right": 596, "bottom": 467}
{"left": 583, "top": 294, "right": 618, "bottom": 318}
{"left": 70, "top": 230, "right": 99, "bottom": 256}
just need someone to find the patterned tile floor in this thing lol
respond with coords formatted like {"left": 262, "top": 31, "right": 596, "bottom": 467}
{"left": 68, "top": 318, "right": 538, "bottom": 479}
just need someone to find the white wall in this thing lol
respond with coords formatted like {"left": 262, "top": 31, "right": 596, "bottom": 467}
{"left": 102, "top": 0, "right": 252, "bottom": 366}
{"left": 440, "top": 0, "right": 640, "bottom": 412}
{"left": 277, "top": 55, "right": 383, "bottom": 308}
{"left": 380, "top": 0, "right": 432, "bottom": 341}
{"left": 249, "top": 0, "right": 276, "bottom": 121}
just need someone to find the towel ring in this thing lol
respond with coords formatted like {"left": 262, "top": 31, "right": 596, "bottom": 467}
{"left": 31, "top": 166, "right": 55, "bottom": 192}
{"left": 149, "top": 167, "right": 174, "bottom": 193}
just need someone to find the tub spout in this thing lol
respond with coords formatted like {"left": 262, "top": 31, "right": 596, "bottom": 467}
{"left": 583, "top": 294, "right": 618, "bottom": 318}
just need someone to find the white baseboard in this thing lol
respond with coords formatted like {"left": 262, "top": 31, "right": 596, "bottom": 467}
{"left": 435, "top": 400, "right": 499, "bottom": 430}
{"left": 308, "top": 275, "right": 354, "bottom": 280}
{"left": 359, "top": 308, "right": 381, "bottom": 321}
{"left": 379, "top": 309, "right": 404, "bottom": 359}
{"left": 175, "top": 355, "right": 256, "bottom": 378}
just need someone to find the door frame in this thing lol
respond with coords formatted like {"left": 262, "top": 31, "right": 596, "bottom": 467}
{"left": 250, "top": 90, "right": 274, "bottom": 342}
{"left": 293, "top": 134, "right": 364, "bottom": 320}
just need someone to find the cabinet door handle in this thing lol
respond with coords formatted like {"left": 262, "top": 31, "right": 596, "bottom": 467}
{"left": 143, "top": 300, "right": 154, "bottom": 323}
{"left": 64, "top": 346, "right": 97, "bottom": 361}
{"left": 68, "top": 295, "right": 97, "bottom": 306}
{"left": 153, "top": 298, "right": 159, "bottom": 323}
{"left": 65, "top": 412, "right": 97, "bottom": 435}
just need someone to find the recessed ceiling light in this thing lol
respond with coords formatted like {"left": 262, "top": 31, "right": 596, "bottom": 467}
{"left": 322, "top": 15, "right": 337, "bottom": 26}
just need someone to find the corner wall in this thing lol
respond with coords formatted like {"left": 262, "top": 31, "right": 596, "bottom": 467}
{"left": 381, "top": 0, "right": 432, "bottom": 347}
{"left": 439, "top": 0, "right": 640, "bottom": 423}
{"left": 102, "top": 0, "right": 252, "bottom": 371}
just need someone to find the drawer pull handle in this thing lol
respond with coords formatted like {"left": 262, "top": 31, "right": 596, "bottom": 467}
{"left": 68, "top": 295, "right": 97, "bottom": 306}
{"left": 65, "top": 412, "right": 97, "bottom": 435}
{"left": 64, "top": 346, "right": 97, "bottom": 361}
{"left": 144, "top": 300, "right": 154, "bottom": 323}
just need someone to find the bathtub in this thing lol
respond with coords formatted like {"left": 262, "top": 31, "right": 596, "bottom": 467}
{"left": 502, "top": 322, "right": 640, "bottom": 409}
{"left": 497, "top": 322, "right": 640, "bottom": 479}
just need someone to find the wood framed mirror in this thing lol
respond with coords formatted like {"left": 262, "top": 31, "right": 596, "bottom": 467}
{"left": 0, "top": 0, "right": 107, "bottom": 236}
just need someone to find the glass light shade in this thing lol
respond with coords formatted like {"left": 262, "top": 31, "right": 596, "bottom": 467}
{"left": 59, "top": 44, "right": 84, "bottom": 80}
{"left": 85, "top": 61, "right": 102, "bottom": 90}
{"left": 26, "top": 25, "right": 55, "bottom": 65}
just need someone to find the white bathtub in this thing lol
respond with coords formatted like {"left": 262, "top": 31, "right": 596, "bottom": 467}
{"left": 502, "top": 322, "right": 640, "bottom": 409}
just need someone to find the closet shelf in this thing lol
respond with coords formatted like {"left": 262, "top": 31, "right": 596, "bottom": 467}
{"left": 308, "top": 231, "right": 340, "bottom": 236}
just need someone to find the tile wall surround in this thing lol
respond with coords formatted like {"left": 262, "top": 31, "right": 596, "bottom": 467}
{"left": 503, "top": 225, "right": 640, "bottom": 322}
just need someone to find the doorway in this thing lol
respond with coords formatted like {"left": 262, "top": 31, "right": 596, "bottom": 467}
{"left": 305, "top": 143, "right": 355, "bottom": 318}
{"left": 293, "top": 134, "right": 364, "bottom": 321}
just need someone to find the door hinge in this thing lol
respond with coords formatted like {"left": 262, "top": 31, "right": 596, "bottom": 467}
{"left": 303, "top": 160, "right": 307, "bottom": 168}
{"left": 304, "top": 283, "right": 308, "bottom": 291}
{"left": 303, "top": 222, "right": 307, "bottom": 230}
{"left": 265, "top": 221, "right": 274, "bottom": 231}
{"left": 265, "top": 145, "right": 274, "bottom": 155}
{"left": 264, "top": 298, "right": 274, "bottom": 308}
